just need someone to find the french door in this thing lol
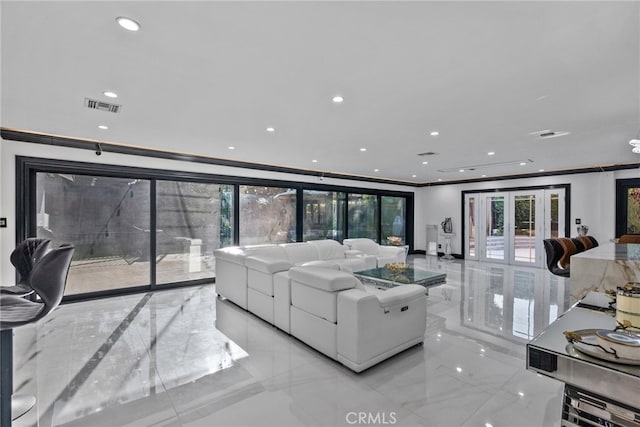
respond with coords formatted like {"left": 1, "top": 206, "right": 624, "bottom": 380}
{"left": 464, "top": 188, "right": 565, "bottom": 267}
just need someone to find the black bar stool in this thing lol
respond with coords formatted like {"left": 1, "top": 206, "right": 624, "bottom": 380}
{"left": 1, "top": 238, "right": 51, "bottom": 297}
{"left": 0, "top": 245, "right": 74, "bottom": 425}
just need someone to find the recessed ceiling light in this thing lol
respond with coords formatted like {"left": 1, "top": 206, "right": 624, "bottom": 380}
{"left": 97, "top": 125, "right": 108, "bottom": 130}
{"left": 360, "top": 148, "right": 367, "bottom": 152}
{"left": 422, "top": 161, "right": 428, "bottom": 165}
{"left": 459, "top": 169, "right": 465, "bottom": 172}
{"left": 487, "top": 151, "right": 495, "bottom": 156}
{"left": 374, "top": 169, "right": 379, "bottom": 172}
{"left": 481, "top": 174, "right": 487, "bottom": 177}
{"left": 312, "top": 159, "right": 318, "bottom": 163}
{"left": 103, "top": 91, "right": 118, "bottom": 98}
{"left": 538, "top": 169, "right": 545, "bottom": 172}
{"left": 332, "top": 95, "right": 344, "bottom": 103}
{"left": 430, "top": 131, "right": 439, "bottom": 136}
{"left": 412, "top": 174, "right": 417, "bottom": 178}
{"left": 519, "top": 162, "right": 527, "bottom": 166}
{"left": 266, "top": 127, "right": 275, "bottom": 132}
{"left": 437, "top": 178, "right": 443, "bottom": 181}
{"left": 228, "top": 146, "right": 235, "bottom": 150}
{"left": 116, "top": 17, "right": 141, "bottom": 32}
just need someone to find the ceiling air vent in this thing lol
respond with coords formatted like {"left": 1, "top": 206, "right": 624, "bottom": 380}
{"left": 417, "top": 152, "right": 438, "bottom": 156}
{"left": 529, "top": 129, "right": 570, "bottom": 139}
{"left": 84, "top": 97, "right": 121, "bottom": 113}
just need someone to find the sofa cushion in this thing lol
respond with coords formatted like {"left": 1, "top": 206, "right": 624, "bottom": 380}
{"left": 291, "top": 281, "right": 339, "bottom": 323}
{"left": 307, "top": 239, "right": 346, "bottom": 261}
{"left": 288, "top": 267, "right": 357, "bottom": 292}
{"left": 281, "top": 243, "right": 319, "bottom": 265}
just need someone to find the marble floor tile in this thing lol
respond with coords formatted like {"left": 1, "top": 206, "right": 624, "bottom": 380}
{"left": 12, "top": 256, "right": 569, "bottom": 427}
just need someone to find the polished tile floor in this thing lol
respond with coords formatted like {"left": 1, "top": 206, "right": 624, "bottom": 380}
{"left": 12, "top": 256, "right": 570, "bottom": 427}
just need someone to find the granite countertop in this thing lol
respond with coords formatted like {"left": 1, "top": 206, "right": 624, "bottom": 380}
{"left": 573, "top": 242, "right": 640, "bottom": 261}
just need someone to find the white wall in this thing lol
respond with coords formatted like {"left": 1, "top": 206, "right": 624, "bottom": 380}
{"left": 415, "top": 168, "right": 640, "bottom": 254}
{"left": 0, "top": 139, "right": 414, "bottom": 285}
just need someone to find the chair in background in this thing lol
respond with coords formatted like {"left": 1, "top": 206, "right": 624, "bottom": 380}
{"left": 543, "top": 239, "right": 570, "bottom": 277}
{"left": 342, "top": 238, "right": 406, "bottom": 267}
{"left": 618, "top": 234, "right": 640, "bottom": 244}
{"left": 0, "top": 244, "right": 74, "bottom": 425}
{"left": 576, "top": 235, "right": 599, "bottom": 250}
{"left": 1, "top": 238, "right": 51, "bottom": 296}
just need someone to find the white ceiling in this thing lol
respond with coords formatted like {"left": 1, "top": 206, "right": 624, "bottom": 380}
{"left": 2, "top": 1, "right": 639, "bottom": 184}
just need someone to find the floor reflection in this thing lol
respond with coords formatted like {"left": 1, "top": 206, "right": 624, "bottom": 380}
{"left": 412, "top": 256, "right": 570, "bottom": 346}
{"left": 13, "top": 256, "right": 568, "bottom": 427}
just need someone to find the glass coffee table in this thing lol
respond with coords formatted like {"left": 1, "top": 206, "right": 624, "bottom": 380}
{"left": 354, "top": 267, "right": 446, "bottom": 294}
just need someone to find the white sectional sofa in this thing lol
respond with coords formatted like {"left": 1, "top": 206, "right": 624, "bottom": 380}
{"left": 214, "top": 240, "right": 374, "bottom": 311}
{"left": 213, "top": 240, "right": 427, "bottom": 372}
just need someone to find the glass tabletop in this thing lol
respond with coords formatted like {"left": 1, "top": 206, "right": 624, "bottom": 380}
{"left": 355, "top": 267, "right": 446, "bottom": 285}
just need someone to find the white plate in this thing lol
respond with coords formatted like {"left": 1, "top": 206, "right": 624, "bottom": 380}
{"left": 567, "top": 329, "right": 640, "bottom": 366}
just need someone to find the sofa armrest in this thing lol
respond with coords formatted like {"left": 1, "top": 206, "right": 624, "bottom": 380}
{"left": 244, "top": 256, "right": 292, "bottom": 274}
{"left": 214, "top": 247, "right": 247, "bottom": 265}
{"left": 376, "top": 285, "right": 424, "bottom": 309}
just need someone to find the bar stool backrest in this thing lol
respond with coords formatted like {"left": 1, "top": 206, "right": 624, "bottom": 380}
{"left": 9, "top": 238, "right": 51, "bottom": 287}
{"left": 29, "top": 245, "right": 74, "bottom": 322}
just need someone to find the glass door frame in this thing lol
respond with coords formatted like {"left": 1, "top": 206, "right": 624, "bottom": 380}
{"left": 462, "top": 184, "right": 570, "bottom": 265}
{"left": 509, "top": 190, "right": 544, "bottom": 267}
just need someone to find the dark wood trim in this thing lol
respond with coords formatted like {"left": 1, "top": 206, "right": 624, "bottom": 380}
{"left": 5, "top": 127, "right": 639, "bottom": 187}
{"left": 2, "top": 128, "right": 419, "bottom": 187}
{"left": 419, "top": 164, "right": 640, "bottom": 187}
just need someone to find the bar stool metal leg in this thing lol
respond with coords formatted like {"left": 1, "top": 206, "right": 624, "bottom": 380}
{"left": 0, "top": 329, "right": 36, "bottom": 425}
{"left": 1, "top": 329, "right": 13, "bottom": 426}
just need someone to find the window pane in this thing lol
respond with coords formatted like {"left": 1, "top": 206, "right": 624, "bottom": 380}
{"left": 348, "top": 194, "right": 378, "bottom": 240}
{"left": 486, "top": 196, "right": 505, "bottom": 260}
{"left": 514, "top": 194, "right": 536, "bottom": 263}
{"left": 302, "top": 190, "right": 346, "bottom": 241}
{"left": 550, "top": 193, "right": 559, "bottom": 238}
{"left": 381, "top": 196, "right": 406, "bottom": 245}
{"left": 468, "top": 197, "right": 476, "bottom": 257}
{"left": 36, "top": 173, "right": 151, "bottom": 295}
{"left": 627, "top": 188, "right": 640, "bottom": 234}
{"left": 156, "top": 181, "right": 233, "bottom": 284}
{"left": 239, "top": 186, "right": 296, "bottom": 245}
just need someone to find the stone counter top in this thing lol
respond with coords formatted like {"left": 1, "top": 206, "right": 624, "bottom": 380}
{"left": 573, "top": 242, "right": 640, "bottom": 261}
{"left": 570, "top": 242, "right": 640, "bottom": 302}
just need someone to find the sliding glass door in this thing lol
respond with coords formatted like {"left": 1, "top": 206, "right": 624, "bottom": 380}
{"left": 465, "top": 188, "right": 565, "bottom": 267}
{"left": 23, "top": 157, "right": 413, "bottom": 299}
{"left": 35, "top": 173, "right": 152, "bottom": 295}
